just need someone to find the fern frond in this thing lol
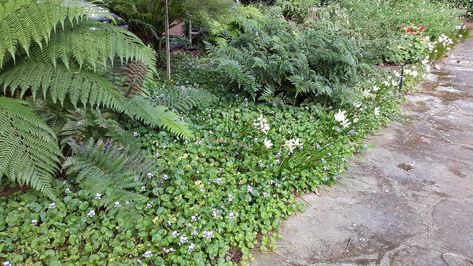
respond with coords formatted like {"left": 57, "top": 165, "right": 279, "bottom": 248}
{"left": 64, "top": 139, "right": 152, "bottom": 208}
{"left": 60, "top": 110, "right": 136, "bottom": 147}
{"left": 0, "top": 96, "right": 61, "bottom": 195}
{"left": 32, "top": 21, "right": 157, "bottom": 73}
{"left": 0, "top": 0, "right": 85, "bottom": 66}
{"left": 151, "top": 85, "right": 218, "bottom": 112}
{"left": 124, "top": 96, "right": 193, "bottom": 139}
{"left": 0, "top": 61, "right": 127, "bottom": 110}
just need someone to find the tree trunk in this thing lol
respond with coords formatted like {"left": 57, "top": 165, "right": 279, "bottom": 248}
{"left": 165, "top": 0, "right": 171, "bottom": 80}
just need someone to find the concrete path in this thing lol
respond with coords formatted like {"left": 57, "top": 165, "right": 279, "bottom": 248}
{"left": 253, "top": 38, "right": 473, "bottom": 265}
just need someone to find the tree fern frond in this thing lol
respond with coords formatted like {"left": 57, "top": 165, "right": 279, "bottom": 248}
{"left": 0, "top": 97, "right": 61, "bottom": 195}
{"left": 31, "top": 21, "right": 157, "bottom": 73}
{"left": 124, "top": 96, "right": 193, "bottom": 139}
{"left": 0, "top": 61, "right": 127, "bottom": 110}
{"left": 64, "top": 139, "right": 152, "bottom": 208}
{"left": 0, "top": 0, "right": 85, "bottom": 66}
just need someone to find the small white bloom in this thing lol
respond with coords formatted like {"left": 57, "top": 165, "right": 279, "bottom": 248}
{"left": 114, "top": 201, "right": 121, "bottom": 208}
{"left": 214, "top": 178, "right": 222, "bottom": 185}
{"left": 155, "top": 151, "right": 161, "bottom": 158}
{"left": 263, "top": 138, "right": 273, "bottom": 149}
{"left": 374, "top": 107, "right": 381, "bottom": 116}
{"left": 172, "top": 231, "right": 179, "bottom": 237}
{"left": 247, "top": 185, "right": 253, "bottom": 194}
{"left": 191, "top": 215, "right": 197, "bottom": 222}
{"left": 228, "top": 194, "right": 234, "bottom": 202}
{"left": 180, "top": 235, "right": 188, "bottom": 244}
{"left": 3, "top": 262, "right": 11, "bottom": 266}
{"left": 263, "top": 192, "right": 270, "bottom": 198}
{"left": 253, "top": 114, "right": 270, "bottom": 135}
{"left": 49, "top": 202, "right": 56, "bottom": 209}
{"left": 133, "top": 132, "right": 140, "bottom": 137}
{"left": 228, "top": 212, "right": 236, "bottom": 219}
{"left": 31, "top": 219, "right": 38, "bottom": 225}
{"left": 146, "top": 204, "right": 152, "bottom": 209}
{"left": 372, "top": 85, "right": 380, "bottom": 92}
{"left": 87, "top": 210, "right": 95, "bottom": 218}
{"left": 334, "top": 110, "right": 351, "bottom": 128}
{"left": 141, "top": 186, "right": 146, "bottom": 192}
{"left": 95, "top": 193, "right": 102, "bottom": 200}
{"left": 163, "top": 247, "right": 174, "bottom": 253}
{"left": 188, "top": 243, "right": 195, "bottom": 252}
{"left": 65, "top": 188, "right": 71, "bottom": 194}
{"left": 162, "top": 174, "right": 169, "bottom": 180}
{"left": 143, "top": 251, "right": 153, "bottom": 257}
{"left": 192, "top": 230, "right": 198, "bottom": 236}
{"left": 146, "top": 172, "right": 154, "bottom": 179}
{"left": 353, "top": 101, "right": 362, "bottom": 109}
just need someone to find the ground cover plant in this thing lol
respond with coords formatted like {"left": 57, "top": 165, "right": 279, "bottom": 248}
{"left": 0, "top": 0, "right": 469, "bottom": 265}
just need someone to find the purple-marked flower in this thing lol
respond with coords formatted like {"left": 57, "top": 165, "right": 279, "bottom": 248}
{"left": 180, "top": 235, "right": 188, "bottom": 244}
{"left": 146, "top": 204, "right": 152, "bottom": 209}
{"left": 162, "top": 174, "right": 169, "bottom": 180}
{"left": 228, "top": 194, "right": 234, "bottom": 202}
{"left": 133, "top": 132, "right": 140, "bottom": 137}
{"left": 191, "top": 215, "right": 197, "bottom": 222}
{"left": 95, "top": 193, "right": 102, "bottom": 200}
{"left": 65, "top": 188, "right": 71, "bottom": 194}
{"left": 88, "top": 210, "right": 95, "bottom": 218}
{"left": 192, "top": 230, "right": 198, "bottom": 236}
{"left": 114, "top": 202, "right": 121, "bottom": 208}
{"left": 49, "top": 202, "right": 56, "bottom": 209}
{"left": 172, "top": 231, "right": 179, "bottom": 237}
{"left": 202, "top": 231, "right": 214, "bottom": 239}
{"left": 4, "top": 261, "right": 11, "bottom": 266}
{"left": 143, "top": 251, "right": 153, "bottom": 257}
{"left": 31, "top": 219, "right": 38, "bottom": 226}
{"left": 146, "top": 172, "right": 154, "bottom": 179}
{"left": 188, "top": 243, "right": 195, "bottom": 252}
{"left": 141, "top": 186, "right": 146, "bottom": 192}
{"left": 228, "top": 212, "right": 236, "bottom": 219}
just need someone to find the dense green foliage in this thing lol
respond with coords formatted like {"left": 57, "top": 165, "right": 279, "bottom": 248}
{"left": 0, "top": 0, "right": 190, "bottom": 195}
{"left": 209, "top": 7, "right": 366, "bottom": 104}
{"left": 0, "top": 0, "right": 468, "bottom": 265}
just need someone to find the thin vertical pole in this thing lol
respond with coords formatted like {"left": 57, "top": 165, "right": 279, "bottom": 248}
{"left": 165, "top": 0, "right": 171, "bottom": 80}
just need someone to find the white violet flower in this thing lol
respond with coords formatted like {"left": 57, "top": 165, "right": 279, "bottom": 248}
{"left": 87, "top": 210, "right": 95, "bottom": 218}
{"left": 143, "top": 251, "right": 153, "bottom": 257}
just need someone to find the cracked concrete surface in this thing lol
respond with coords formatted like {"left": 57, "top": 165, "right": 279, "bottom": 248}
{"left": 253, "top": 37, "right": 473, "bottom": 266}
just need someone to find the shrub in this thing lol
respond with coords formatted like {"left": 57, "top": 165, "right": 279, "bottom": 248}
{"left": 209, "top": 9, "right": 367, "bottom": 104}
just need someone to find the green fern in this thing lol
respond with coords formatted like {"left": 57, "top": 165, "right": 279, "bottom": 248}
{"left": 0, "top": 97, "right": 61, "bottom": 195}
{"left": 151, "top": 85, "right": 218, "bottom": 112}
{"left": 0, "top": 0, "right": 85, "bottom": 65}
{"left": 32, "top": 21, "right": 157, "bottom": 72}
{"left": 60, "top": 110, "right": 136, "bottom": 148}
{"left": 0, "top": 61, "right": 128, "bottom": 110}
{"left": 0, "top": 0, "right": 191, "bottom": 195}
{"left": 64, "top": 139, "right": 152, "bottom": 208}
{"left": 125, "top": 96, "right": 193, "bottom": 139}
